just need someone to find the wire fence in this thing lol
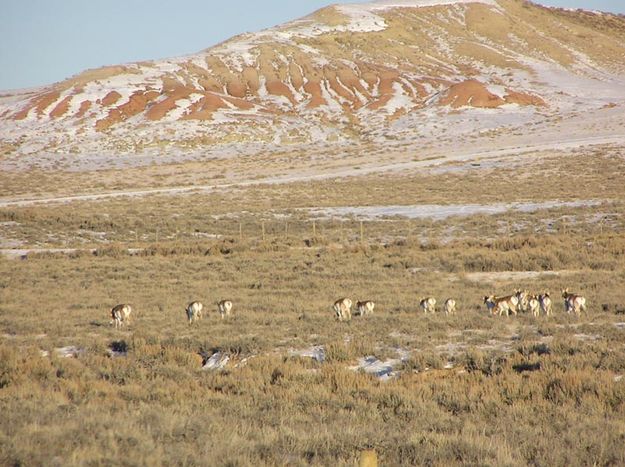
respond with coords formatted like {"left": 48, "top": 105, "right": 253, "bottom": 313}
{"left": 131, "top": 214, "right": 624, "bottom": 247}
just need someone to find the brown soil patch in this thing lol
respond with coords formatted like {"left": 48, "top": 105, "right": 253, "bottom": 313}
{"left": 439, "top": 79, "right": 504, "bottom": 108}
{"left": 50, "top": 96, "right": 73, "bottom": 118}
{"left": 222, "top": 96, "right": 254, "bottom": 111}
{"left": 12, "top": 107, "right": 30, "bottom": 121}
{"left": 360, "top": 70, "right": 379, "bottom": 89}
{"left": 266, "top": 79, "right": 296, "bottom": 106}
{"left": 185, "top": 62, "right": 223, "bottom": 92}
{"left": 100, "top": 91, "right": 122, "bottom": 107}
{"left": 242, "top": 67, "right": 261, "bottom": 94}
{"left": 145, "top": 87, "right": 192, "bottom": 121}
{"left": 12, "top": 90, "right": 61, "bottom": 120}
{"left": 304, "top": 81, "right": 324, "bottom": 108}
{"left": 95, "top": 90, "right": 161, "bottom": 130}
{"left": 183, "top": 93, "right": 228, "bottom": 120}
{"left": 226, "top": 80, "right": 247, "bottom": 99}
{"left": 367, "top": 71, "right": 399, "bottom": 111}
{"left": 289, "top": 63, "right": 304, "bottom": 90}
{"left": 505, "top": 90, "right": 546, "bottom": 107}
{"left": 35, "top": 91, "right": 61, "bottom": 116}
{"left": 338, "top": 67, "right": 371, "bottom": 100}
{"left": 75, "top": 101, "right": 92, "bottom": 118}
{"left": 327, "top": 75, "right": 357, "bottom": 108}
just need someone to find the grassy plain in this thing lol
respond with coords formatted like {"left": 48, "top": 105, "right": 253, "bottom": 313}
{"left": 2, "top": 144, "right": 625, "bottom": 465}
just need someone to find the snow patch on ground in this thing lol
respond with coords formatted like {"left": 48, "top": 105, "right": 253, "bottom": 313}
{"left": 350, "top": 356, "right": 402, "bottom": 380}
{"left": 202, "top": 351, "right": 230, "bottom": 370}
{"left": 289, "top": 345, "right": 326, "bottom": 362}
{"left": 349, "top": 348, "right": 410, "bottom": 381}
{"left": 304, "top": 200, "right": 605, "bottom": 221}
{"left": 44, "top": 346, "right": 85, "bottom": 358}
{"left": 460, "top": 270, "right": 568, "bottom": 283}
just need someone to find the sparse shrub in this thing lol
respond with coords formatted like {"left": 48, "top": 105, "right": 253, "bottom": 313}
{"left": 325, "top": 341, "right": 354, "bottom": 363}
{"left": 94, "top": 244, "right": 128, "bottom": 258}
{"left": 0, "top": 344, "right": 20, "bottom": 388}
{"left": 517, "top": 342, "right": 550, "bottom": 358}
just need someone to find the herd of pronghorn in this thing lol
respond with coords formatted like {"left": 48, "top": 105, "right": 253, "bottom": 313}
{"left": 109, "top": 300, "right": 233, "bottom": 329}
{"left": 109, "top": 288, "right": 587, "bottom": 329}
{"left": 332, "top": 288, "right": 587, "bottom": 321}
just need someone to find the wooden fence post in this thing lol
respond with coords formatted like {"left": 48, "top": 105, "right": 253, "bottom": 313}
{"left": 239, "top": 222, "right": 242, "bottom": 241}
{"left": 262, "top": 221, "right": 266, "bottom": 241}
{"left": 360, "top": 221, "right": 364, "bottom": 243}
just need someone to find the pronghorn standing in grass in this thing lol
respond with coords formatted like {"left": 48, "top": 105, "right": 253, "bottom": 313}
{"left": 420, "top": 297, "right": 436, "bottom": 314}
{"left": 484, "top": 296, "right": 506, "bottom": 316}
{"left": 186, "top": 301, "right": 203, "bottom": 324}
{"left": 484, "top": 295, "right": 518, "bottom": 316}
{"left": 443, "top": 298, "right": 456, "bottom": 315}
{"left": 333, "top": 298, "right": 352, "bottom": 321}
{"left": 500, "top": 294, "right": 519, "bottom": 315}
{"left": 515, "top": 289, "right": 530, "bottom": 313}
{"left": 217, "top": 300, "right": 233, "bottom": 319}
{"left": 110, "top": 304, "right": 132, "bottom": 329}
{"left": 355, "top": 300, "right": 375, "bottom": 316}
{"left": 562, "top": 289, "right": 587, "bottom": 315}
{"left": 538, "top": 292, "right": 553, "bottom": 317}
{"left": 528, "top": 295, "right": 540, "bottom": 317}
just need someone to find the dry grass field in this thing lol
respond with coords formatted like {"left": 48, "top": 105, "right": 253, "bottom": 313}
{"left": 2, "top": 144, "right": 625, "bottom": 466}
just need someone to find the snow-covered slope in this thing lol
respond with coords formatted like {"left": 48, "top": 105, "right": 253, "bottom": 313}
{"left": 1, "top": 0, "right": 625, "bottom": 167}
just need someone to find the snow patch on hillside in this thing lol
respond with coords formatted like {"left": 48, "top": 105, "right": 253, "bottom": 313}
{"left": 365, "top": 0, "right": 499, "bottom": 11}
{"left": 336, "top": 5, "right": 387, "bottom": 33}
{"left": 335, "top": 0, "right": 500, "bottom": 33}
{"left": 212, "top": 36, "right": 261, "bottom": 71}
{"left": 385, "top": 82, "right": 416, "bottom": 113}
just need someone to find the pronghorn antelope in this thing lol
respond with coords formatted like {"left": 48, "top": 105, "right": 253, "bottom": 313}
{"left": 185, "top": 301, "right": 203, "bottom": 324}
{"left": 484, "top": 296, "right": 506, "bottom": 316}
{"left": 484, "top": 295, "right": 518, "bottom": 316}
{"left": 499, "top": 294, "right": 519, "bottom": 315}
{"left": 110, "top": 304, "right": 132, "bottom": 329}
{"left": 515, "top": 289, "right": 530, "bottom": 313}
{"left": 217, "top": 300, "right": 233, "bottom": 319}
{"left": 333, "top": 298, "right": 353, "bottom": 321}
{"left": 443, "top": 298, "right": 456, "bottom": 315}
{"left": 355, "top": 300, "right": 375, "bottom": 316}
{"left": 538, "top": 292, "right": 553, "bottom": 316}
{"left": 528, "top": 295, "right": 540, "bottom": 317}
{"left": 420, "top": 297, "right": 436, "bottom": 314}
{"left": 562, "top": 289, "right": 587, "bottom": 315}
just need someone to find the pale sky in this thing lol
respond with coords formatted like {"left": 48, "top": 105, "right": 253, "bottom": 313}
{"left": 1, "top": 0, "right": 623, "bottom": 91}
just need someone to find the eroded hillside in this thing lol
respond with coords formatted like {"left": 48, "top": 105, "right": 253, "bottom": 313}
{"left": 1, "top": 0, "right": 625, "bottom": 168}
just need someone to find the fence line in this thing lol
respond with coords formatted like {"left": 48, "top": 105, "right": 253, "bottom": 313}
{"left": 135, "top": 216, "right": 624, "bottom": 247}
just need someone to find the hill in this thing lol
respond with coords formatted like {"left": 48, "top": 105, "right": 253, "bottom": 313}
{"left": 1, "top": 0, "right": 625, "bottom": 171}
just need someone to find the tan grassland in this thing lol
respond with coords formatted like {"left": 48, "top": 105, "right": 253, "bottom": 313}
{"left": 2, "top": 140, "right": 625, "bottom": 465}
